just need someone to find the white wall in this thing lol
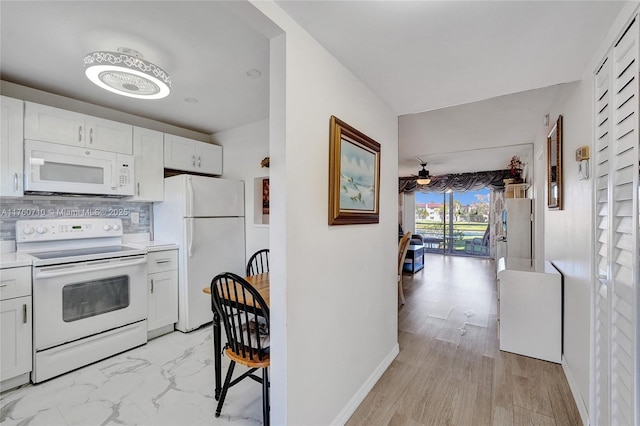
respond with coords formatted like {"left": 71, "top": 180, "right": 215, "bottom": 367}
{"left": 535, "top": 3, "right": 640, "bottom": 422}
{"left": 212, "top": 119, "right": 270, "bottom": 260}
{"left": 248, "top": 2, "right": 400, "bottom": 424}
{"left": 537, "top": 80, "right": 593, "bottom": 416}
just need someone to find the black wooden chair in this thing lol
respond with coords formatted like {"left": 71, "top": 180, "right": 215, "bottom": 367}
{"left": 246, "top": 249, "right": 270, "bottom": 276}
{"left": 210, "top": 272, "right": 270, "bottom": 426}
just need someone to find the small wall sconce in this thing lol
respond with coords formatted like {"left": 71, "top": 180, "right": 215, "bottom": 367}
{"left": 260, "top": 157, "right": 270, "bottom": 168}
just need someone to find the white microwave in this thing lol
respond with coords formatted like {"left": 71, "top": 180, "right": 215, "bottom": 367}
{"left": 24, "top": 140, "right": 134, "bottom": 197}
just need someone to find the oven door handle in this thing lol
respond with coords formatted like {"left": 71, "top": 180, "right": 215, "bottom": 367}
{"left": 34, "top": 256, "right": 147, "bottom": 279}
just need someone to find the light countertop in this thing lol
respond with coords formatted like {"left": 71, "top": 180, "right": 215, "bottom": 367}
{"left": 0, "top": 252, "right": 35, "bottom": 269}
{"left": 497, "top": 257, "right": 560, "bottom": 275}
{"left": 126, "top": 241, "right": 179, "bottom": 252}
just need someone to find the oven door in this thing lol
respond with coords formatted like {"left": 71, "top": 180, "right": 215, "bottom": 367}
{"left": 32, "top": 254, "right": 147, "bottom": 351}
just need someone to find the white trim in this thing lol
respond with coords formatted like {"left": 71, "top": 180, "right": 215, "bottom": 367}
{"left": 562, "top": 355, "right": 590, "bottom": 426}
{"left": 331, "top": 343, "right": 400, "bottom": 426}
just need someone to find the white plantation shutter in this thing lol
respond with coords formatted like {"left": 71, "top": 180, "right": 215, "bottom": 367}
{"left": 611, "top": 17, "right": 638, "bottom": 426}
{"left": 594, "top": 53, "right": 611, "bottom": 426}
{"left": 594, "top": 16, "right": 639, "bottom": 426}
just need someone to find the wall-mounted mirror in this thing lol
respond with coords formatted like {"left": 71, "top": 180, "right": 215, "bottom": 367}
{"left": 547, "top": 115, "right": 563, "bottom": 209}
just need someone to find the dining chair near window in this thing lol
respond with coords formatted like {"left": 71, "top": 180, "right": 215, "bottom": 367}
{"left": 398, "top": 232, "right": 411, "bottom": 305}
{"left": 246, "top": 249, "right": 270, "bottom": 276}
{"left": 210, "top": 272, "right": 270, "bottom": 426}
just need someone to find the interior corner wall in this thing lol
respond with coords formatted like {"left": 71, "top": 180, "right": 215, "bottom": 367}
{"left": 211, "top": 119, "right": 270, "bottom": 261}
{"left": 251, "top": 2, "right": 399, "bottom": 424}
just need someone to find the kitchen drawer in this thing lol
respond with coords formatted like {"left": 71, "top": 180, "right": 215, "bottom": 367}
{"left": 147, "top": 250, "right": 178, "bottom": 274}
{"left": 0, "top": 266, "right": 31, "bottom": 300}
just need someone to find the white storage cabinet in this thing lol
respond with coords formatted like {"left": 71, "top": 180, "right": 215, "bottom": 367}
{"left": 147, "top": 249, "right": 178, "bottom": 338}
{"left": 0, "top": 96, "right": 24, "bottom": 196}
{"left": 164, "top": 134, "right": 222, "bottom": 175}
{"left": 497, "top": 258, "right": 561, "bottom": 363}
{"left": 132, "top": 126, "right": 164, "bottom": 201}
{"left": 0, "top": 266, "right": 32, "bottom": 390}
{"left": 24, "top": 102, "right": 133, "bottom": 154}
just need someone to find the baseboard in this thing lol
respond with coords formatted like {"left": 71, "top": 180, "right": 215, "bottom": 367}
{"left": 562, "top": 355, "right": 590, "bottom": 426}
{"left": 331, "top": 342, "right": 400, "bottom": 426}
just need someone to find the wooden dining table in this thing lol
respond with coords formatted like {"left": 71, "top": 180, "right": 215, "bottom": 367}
{"left": 202, "top": 272, "right": 270, "bottom": 399}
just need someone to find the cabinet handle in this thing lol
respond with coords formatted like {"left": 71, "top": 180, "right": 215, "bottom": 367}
{"left": 14, "top": 172, "right": 19, "bottom": 191}
{"left": 23, "top": 304, "right": 28, "bottom": 324}
{"left": 89, "top": 128, "right": 94, "bottom": 144}
{"left": 137, "top": 182, "right": 140, "bottom": 196}
{"left": 0, "top": 284, "right": 7, "bottom": 288}
{"left": 192, "top": 155, "right": 196, "bottom": 166}
{"left": 198, "top": 156, "right": 201, "bottom": 167}
{"left": 151, "top": 279, "right": 154, "bottom": 294}
{"left": 79, "top": 125, "right": 83, "bottom": 142}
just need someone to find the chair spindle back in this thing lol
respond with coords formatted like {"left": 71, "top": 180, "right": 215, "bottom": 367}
{"left": 246, "top": 249, "right": 270, "bottom": 276}
{"left": 210, "top": 272, "right": 270, "bottom": 362}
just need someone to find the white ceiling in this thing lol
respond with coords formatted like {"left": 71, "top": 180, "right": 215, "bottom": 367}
{"left": 277, "top": 0, "right": 626, "bottom": 177}
{"left": 0, "top": 1, "right": 628, "bottom": 177}
{"left": 0, "top": 1, "right": 270, "bottom": 135}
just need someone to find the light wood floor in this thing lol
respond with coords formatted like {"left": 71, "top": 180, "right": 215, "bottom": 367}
{"left": 347, "top": 254, "right": 582, "bottom": 426}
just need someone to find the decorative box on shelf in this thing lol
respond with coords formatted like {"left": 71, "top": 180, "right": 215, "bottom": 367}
{"left": 505, "top": 183, "right": 530, "bottom": 199}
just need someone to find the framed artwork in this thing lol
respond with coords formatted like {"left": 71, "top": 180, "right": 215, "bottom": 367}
{"left": 328, "top": 115, "right": 381, "bottom": 225}
{"left": 547, "top": 115, "right": 563, "bottom": 210}
{"left": 262, "top": 178, "right": 269, "bottom": 215}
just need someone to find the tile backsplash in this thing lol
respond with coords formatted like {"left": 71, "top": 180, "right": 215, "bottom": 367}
{"left": 0, "top": 197, "right": 152, "bottom": 241}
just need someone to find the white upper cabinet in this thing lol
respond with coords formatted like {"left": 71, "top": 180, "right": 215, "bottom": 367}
{"left": 132, "top": 127, "right": 164, "bottom": 201}
{"left": 24, "top": 102, "right": 132, "bottom": 154}
{"left": 0, "top": 96, "right": 24, "bottom": 196}
{"left": 164, "top": 134, "right": 222, "bottom": 175}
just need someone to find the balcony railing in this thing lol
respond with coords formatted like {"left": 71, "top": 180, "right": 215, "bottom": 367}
{"left": 415, "top": 221, "right": 489, "bottom": 256}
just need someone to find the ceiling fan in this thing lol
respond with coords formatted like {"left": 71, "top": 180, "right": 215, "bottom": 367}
{"left": 415, "top": 163, "right": 431, "bottom": 185}
{"left": 410, "top": 157, "right": 431, "bottom": 185}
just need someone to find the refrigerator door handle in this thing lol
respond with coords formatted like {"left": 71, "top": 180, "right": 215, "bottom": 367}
{"left": 186, "top": 176, "right": 194, "bottom": 217}
{"left": 187, "top": 217, "right": 194, "bottom": 257}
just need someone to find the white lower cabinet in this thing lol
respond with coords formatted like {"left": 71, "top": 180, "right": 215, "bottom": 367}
{"left": 147, "top": 249, "right": 178, "bottom": 338}
{"left": 497, "top": 258, "right": 561, "bottom": 363}
{"left": 0, "top": 266, "right": 32, "bottom": 391}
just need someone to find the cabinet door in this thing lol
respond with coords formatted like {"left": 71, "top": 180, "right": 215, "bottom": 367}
{"left": 164, "top": 134, "right": 197, "bottom": 172}
{"left": 148, "top": 270, "right": 178, "bottom": 332}
{"left": 85, "top": 116, "right": 132, "bottom": 154}
{"left": 0, "top": 96, "right": 24, "bottom": 196}
{"left": 24, "top": 102, "right": 84, "bottom": 147}
{"left": 133, "top": 127, "right": 164, "bottom": 201}
{"left": 196, "top": 142, "right": 222, "bottom": 175}
{"left": 0, "top": 297, "right": 32, "bottom": 381}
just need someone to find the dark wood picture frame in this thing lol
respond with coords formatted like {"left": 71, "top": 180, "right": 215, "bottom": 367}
{"left": 328, "top": 116, "right": 381, "bottom": 225}
{"left": 547, "top": 115, "right": 563, "bottom": 210}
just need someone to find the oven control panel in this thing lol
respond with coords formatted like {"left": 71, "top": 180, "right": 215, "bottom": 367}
{"left": 16, "top": 218, "right": 124, "bottom": 242}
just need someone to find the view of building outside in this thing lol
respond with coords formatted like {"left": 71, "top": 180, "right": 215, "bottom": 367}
{"left": 415, "top": 188, "right": 490, "bottom": 255}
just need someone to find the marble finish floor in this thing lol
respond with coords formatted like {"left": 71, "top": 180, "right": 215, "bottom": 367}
{"left": 0, "top": 327, "right": 264, "bottom": 425}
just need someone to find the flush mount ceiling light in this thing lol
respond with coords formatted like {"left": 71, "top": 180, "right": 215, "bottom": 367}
{"left": 83, "top": 48, "right": 171, "bottom": 99}
{"left": 416, "top": 163, "right": 431, "bottom": 185}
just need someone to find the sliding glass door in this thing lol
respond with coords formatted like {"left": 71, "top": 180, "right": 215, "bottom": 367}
{"left": 415, "top": 189, "right": 490, "bottom": 256}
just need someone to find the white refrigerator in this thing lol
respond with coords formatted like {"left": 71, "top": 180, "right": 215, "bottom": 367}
{"left": 154, "top": 174, "right": 246, "bottom": 332}
{"left": 504, "top": 198, "right": 532, "bottom": 259}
